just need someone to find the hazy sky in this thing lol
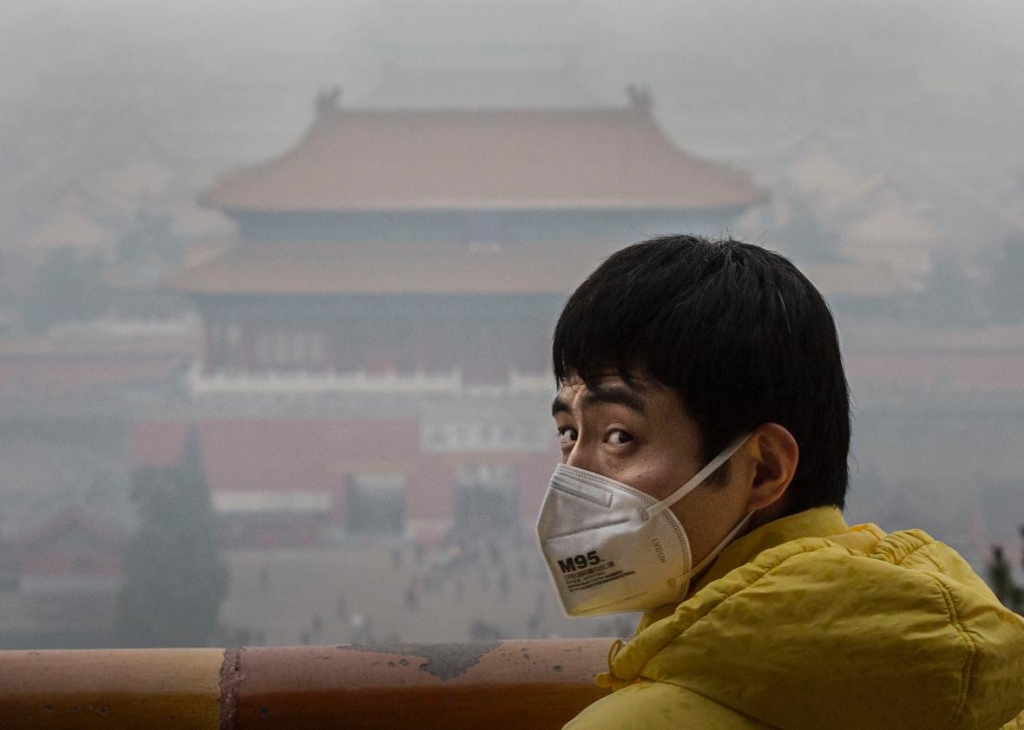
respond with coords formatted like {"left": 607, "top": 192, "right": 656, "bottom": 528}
{"left": 4, "top": 1, "right": 1021, "bottom": 116}
{"left": 2, "top": 1, "right": 1022, "bottom": 230}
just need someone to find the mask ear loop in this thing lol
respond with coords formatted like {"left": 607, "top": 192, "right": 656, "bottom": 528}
{"left": 647, "top": 434, "right": 751, "bottom": 518}
{"left": 677, "top": 510, "right": 756, "bottom": 584}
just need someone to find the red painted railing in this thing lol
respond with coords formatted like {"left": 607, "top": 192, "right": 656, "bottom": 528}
{"left": 0, "top": 639, "right": 611, "bottom": 729}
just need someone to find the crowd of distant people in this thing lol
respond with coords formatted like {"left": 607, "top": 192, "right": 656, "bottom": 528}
{"left": 226, "top": 523, "right": 635, "bottom": 647}
{"left": 391, "top": 525, "right": 636, "bottom": 643}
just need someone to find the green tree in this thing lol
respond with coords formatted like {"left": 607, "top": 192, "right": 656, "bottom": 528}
{"left": 116, "top": 209, "right": 183, "bottom": 265}
{"left": 114, "top": 428, "right": 228, "bottom": 647}
{"left": 21, "top": 247, "right": 109, "bottom": 333}
{"left": 988, "top": 526, "right": 1024, "bottom": 615}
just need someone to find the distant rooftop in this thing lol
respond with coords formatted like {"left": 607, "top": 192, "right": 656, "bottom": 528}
{"left": 201, "top": 91, "right": 766, "bottom": 214}
{"left": 164, "top": 240, "right": 607, "bottom": 296}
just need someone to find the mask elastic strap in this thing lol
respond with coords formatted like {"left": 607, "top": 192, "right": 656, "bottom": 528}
{"left": 678, "top": 510, "right": 756, "bottom": 583}
{"left": 647, "top": 433, "right": 751, "bottom": 518}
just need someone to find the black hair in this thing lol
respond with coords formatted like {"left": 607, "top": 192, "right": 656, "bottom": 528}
{"left": 552, "top": 235, "right": 850, "bottom": 513}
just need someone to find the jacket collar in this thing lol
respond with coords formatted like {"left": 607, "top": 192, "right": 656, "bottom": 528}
{"left": 693, "top": 506, "right": 850, "bottom": 591}
{"left": 641, "top": 506, "right": 850, "bottom": 627}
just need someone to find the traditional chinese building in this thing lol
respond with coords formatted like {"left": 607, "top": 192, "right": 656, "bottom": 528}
{"left": 149, "top": 89, "right": 767, "bottom": 546}
{"left": 0, "top": 508, "right": 125, "bottom": 649}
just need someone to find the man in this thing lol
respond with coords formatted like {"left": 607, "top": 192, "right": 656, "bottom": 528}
{"left": 535, "top": 236, "right": 1024, "bottom": 729}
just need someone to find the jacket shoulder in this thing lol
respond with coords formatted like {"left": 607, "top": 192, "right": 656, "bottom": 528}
{"left": 563, "top": 680, "right": 776, "bottom": 730}
{"left": 866, "top": 528, "right": 1000, "bottom": 599}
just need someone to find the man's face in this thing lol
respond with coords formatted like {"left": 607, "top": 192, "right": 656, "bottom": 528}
{"left": 551, "top": 373, "right": 754, "bottom": 571}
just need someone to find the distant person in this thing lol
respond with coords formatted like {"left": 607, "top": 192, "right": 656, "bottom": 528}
{"left": 404, "top": 583, "right": 419, "bottom": 611}
{"left": 536, "top": 236, "right": 1024, "bottom": 729}
{"left": 348, "top": 612, "right": 367, "bottom": 644}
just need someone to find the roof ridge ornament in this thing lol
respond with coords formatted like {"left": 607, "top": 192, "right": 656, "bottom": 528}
{"left": 315, "top": 86, "right": 342, "bottom": 117}
{"left": 626, "top": 84, "right": 653, "bottom": 114}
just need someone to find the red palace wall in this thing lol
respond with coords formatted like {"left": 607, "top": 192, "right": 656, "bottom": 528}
{"left": 132, "top": 419, "right": 560, "bottom": 546}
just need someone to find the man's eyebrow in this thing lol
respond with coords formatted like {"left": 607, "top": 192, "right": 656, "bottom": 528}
{"left": 583, "top": 384, "right": 646, "bottom": 414}
{"left": 550, "top": 384, "right": 647, "bottom": 417}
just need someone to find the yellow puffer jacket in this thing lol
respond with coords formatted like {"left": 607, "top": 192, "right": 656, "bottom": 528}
{"left": 565, "top": 507, "right": 1024, "bottom": 730}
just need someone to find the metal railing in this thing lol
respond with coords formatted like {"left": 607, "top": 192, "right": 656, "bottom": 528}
{"left": 0, "top": 639, "right": 611, "bottom": 729}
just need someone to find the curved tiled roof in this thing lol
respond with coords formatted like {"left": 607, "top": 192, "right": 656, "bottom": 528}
{"left": 201, "top": 105, "right": 765, "bottom": 213}
{"left": 163, "top": 240, "right": 606, "bottom": 296}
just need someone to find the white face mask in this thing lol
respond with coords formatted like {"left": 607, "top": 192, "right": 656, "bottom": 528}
{"left": 536, "top": 435, "right": 753, "bottom": 617}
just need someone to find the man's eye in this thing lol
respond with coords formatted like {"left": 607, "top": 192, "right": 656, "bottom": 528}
{"left": 607, "top": 429, "right": 633, "bottom": 445}
{"left": 557, "top": 427, "right": 578, "bottom": 445}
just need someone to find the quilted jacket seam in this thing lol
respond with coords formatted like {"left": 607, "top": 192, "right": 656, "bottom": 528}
{"left": 929, "top": 573, "right": 976, "bottom": 730}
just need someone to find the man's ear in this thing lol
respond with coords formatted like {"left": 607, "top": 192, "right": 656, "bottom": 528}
{"left": 744, "top": 423, "right": 799, "bottom": 513}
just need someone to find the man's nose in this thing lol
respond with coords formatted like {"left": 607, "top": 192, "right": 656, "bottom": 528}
{"left": 564, "top": 442, "right": 595, "bottom": 472}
